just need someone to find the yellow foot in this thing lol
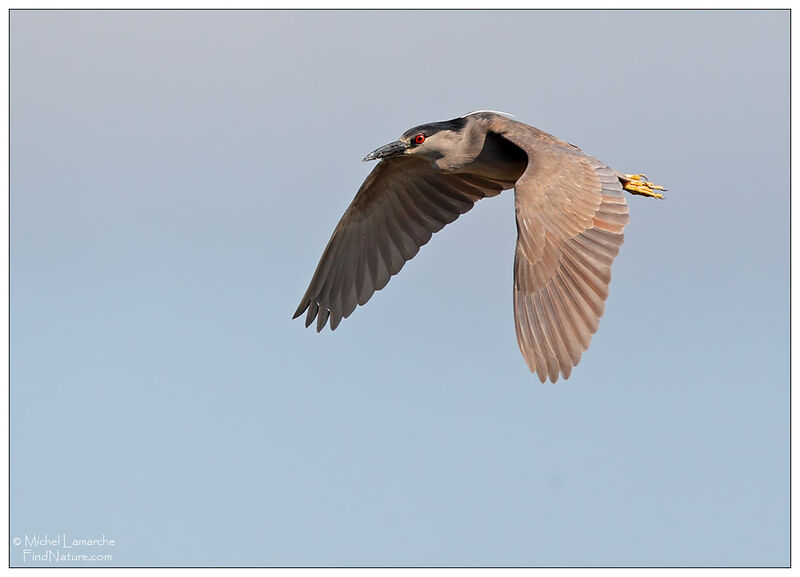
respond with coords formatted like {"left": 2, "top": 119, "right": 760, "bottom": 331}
{"left": 622, "top": 173, "right": 666, "bottom": 199}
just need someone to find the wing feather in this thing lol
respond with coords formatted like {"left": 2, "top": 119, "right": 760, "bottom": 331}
{"left": 294, "top": 157, "right": 503, "bottom": 330}
{"left": 493, "top": 120, "right": 630, "bottom": 382}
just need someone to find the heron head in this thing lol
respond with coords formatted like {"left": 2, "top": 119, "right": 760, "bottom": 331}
{"left": 362, "top": 117, "right": 470, "bottom": 165}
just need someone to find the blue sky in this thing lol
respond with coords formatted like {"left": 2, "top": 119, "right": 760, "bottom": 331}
{"left": 10, "top": 10, "right": 789, "bottom": 567}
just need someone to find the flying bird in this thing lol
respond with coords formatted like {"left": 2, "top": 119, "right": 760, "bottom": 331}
{"left": 293, "top": 111, "right": 664, "bottom": 382}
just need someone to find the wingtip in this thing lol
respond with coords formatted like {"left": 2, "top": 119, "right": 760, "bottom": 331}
{"left": 293, "top": 299, "right": 310, "bottom": 320}
{"left": 316, "top": 308, "right": 330, "bottom": 332}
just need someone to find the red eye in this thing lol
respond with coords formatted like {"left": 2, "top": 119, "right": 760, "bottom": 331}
{"left": 413, "top": 133, "right": 425, "bottom": 145}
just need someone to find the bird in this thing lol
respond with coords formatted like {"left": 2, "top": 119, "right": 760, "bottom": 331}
{"left": 293, "top": 111, "right": 664, "bottom": 382}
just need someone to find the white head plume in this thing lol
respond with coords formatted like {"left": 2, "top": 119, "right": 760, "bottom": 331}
{"left": 460, "top": 110, "right": 516, "bottom": 119}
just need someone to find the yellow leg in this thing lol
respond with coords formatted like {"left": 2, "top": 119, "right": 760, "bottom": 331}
{"left": 622, "top": 173, "right": 666, "bottom": 199}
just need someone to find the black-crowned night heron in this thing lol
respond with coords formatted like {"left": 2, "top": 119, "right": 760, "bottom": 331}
{"left": 293, "top": 111, "right": 664, "bottom": 382}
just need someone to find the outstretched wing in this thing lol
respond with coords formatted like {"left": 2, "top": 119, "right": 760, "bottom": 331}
{"left": 496, "top": 123, "right": 630, "bottom": 382}
{"left": 293, "top": 157, "right": 504, "bottom": 331}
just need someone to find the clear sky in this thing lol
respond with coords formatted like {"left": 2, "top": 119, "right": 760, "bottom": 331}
{"left": 10, "top": 9, "right": 789, "bottom": 567}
